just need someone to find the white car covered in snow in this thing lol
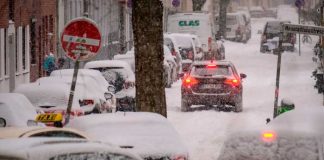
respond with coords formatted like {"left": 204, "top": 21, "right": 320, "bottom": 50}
{"left": 84, "top": 60, "right": 136, "bottom": 112}
{"left": 0, "top": 93, "right": 41, "bottom": 127}
{"left": 14, "top": 83, "right": 85, "bottom": 125}
{"left": 218, "top": 107, "right": 324, "bottom": 160}
{"left": 0, "top": 138, "right": 143, "bottom": 160}
{"left": 50, "top": 69, "right": 117, "bottom": 111}
{"left": 68, "top": 112, "right": 189, "bottom": 160}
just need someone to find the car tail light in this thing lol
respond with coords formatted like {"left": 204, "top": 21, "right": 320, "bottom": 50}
{"left": 124, "top": 81, "right": 135, "bottom": 89}
{"left": 207, "top": 64, "right": 217, "bottom": 68}
{"left": 182, "top": 76, "right": 198, "bottom": 88}
{"left": 236, "top": 26, "right": 241, "bottom": 34}
{"left": 224, "top": 78, "right": 240, "bottom": 87}
{"left": 79, "top": 99, "right": 94, "bottom": 106}
{"left": 172, "top": 156, "right": 187, "bottom": 160}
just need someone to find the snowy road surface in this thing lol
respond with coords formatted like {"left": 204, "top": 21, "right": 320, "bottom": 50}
{"left": 166, "top": 5, "right": 322, "bottom": 160}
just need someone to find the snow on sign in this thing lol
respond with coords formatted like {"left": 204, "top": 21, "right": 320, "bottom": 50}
{"left": 283, "top": 23, "right": 324, "bottom": 36}
{"left": 61, "top": 17, "right": 102, "bottom": 61}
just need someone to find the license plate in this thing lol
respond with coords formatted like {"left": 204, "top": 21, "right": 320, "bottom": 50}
{"left": 35, "top": 113, "right": 63, "bottom": 122}
{"left": 200, "top": 84, "right": 222, "bottom": 89}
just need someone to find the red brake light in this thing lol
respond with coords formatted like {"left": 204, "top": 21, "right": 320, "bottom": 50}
{"left": 79, "top": 99, "right": 94, "bottom": 106}
{"left": 225, "top": 78, "right": 240, "bottom": 87}
{"left": 183, "top": 76, "right": 198, "bottom": 87}
{"left": 124, "top": 81, "right": 135, "bottom": 89}
{"left": 207, "top": 64, "right": 217, "bottom": 68}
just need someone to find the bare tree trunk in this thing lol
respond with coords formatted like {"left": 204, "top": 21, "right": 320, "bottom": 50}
{"left": 219, "top": 0, "right": 230, "bottom": 38}
{"left": 192, "top": 0, "right": 207, "bottom": 11}
{"left": 132, "top": 0, "right": 167, "bottom": 117}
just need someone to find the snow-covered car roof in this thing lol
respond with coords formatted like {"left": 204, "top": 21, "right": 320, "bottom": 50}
{"left": 14, "top": 83, "right": 82, "bottom": 110}
{"left": 165, "top": 33, "right": 195, "bottom": 49}
{"left": 36, "top": 76, "right": 105, "bottom": 100}
{"left": 0, "top": 137, "right": 142, "bottom": 160}
{"left": 84, "top": 60, "right": 135, "bottom": 82}
{"left": 0, "top": 93, "right": 38, "bottom": 127}
{"left": 0, "top": 126, "right": 90, "bottom": 139}
{"left": 191, "top": 60, "right": 232, "bottom": 66}
{"left": 218, "top": 107, "right": 324, "bottom": 160}
{"left": 68, "top": 112, "right": 188, "bottom": 159}
{"left": 50, "top": 69, "right": 110, "bottom": 89}
{"left": 113, "top": 48, "right": 136, "bottom": 72}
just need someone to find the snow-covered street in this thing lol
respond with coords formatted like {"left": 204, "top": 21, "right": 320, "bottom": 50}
{"left": 166, "top": 5, "right": 322, "bottom": 160}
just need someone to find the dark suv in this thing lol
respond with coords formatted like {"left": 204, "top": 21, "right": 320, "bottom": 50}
{"left": 260, "top": 21, "right": 296, "bottom": 53}
{"left": 181, "top": 60, "right": 246, "bottom": 112}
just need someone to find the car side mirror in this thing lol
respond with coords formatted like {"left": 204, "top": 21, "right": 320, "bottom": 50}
{"left": 107, "top": 86, "right": 116, "bottom": 93}
{"left": 104, "top": 92, "right": 113, "bottom": 100}
{"left": 240, "top": 73, "right": 247, "bottom": 79}
{"left": 0, "top": 118, "right": 6, "bottom": 127}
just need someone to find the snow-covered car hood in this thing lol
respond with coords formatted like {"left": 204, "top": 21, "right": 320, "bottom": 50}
{"left": 68, "top": 112, "right": 188, "bottom": 158}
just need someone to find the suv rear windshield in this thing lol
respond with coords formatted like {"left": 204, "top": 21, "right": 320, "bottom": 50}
{"left": 191, "top": 65, "right": 232, "bottom": 76}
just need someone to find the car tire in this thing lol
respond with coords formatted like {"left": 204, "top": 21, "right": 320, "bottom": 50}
{"left": 181, "top": 98, "right": 190, "bottom": 112}
{"left": 234, "top": 94, "right": 243, "bottom": 112}
{"left": 260, "top": 48, "right": 266, "bottom": 53}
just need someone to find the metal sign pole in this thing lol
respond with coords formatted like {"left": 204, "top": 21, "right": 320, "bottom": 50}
{"left": 273, "top": 32, "right": 283, "bottom": 118}
{"left": 65, "top": 59, "right": 80, "bottom": 125}
{"left": 298, "top": 7, "right": 301, "bottom": 56}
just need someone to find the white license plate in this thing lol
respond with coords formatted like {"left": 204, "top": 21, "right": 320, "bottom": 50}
{"left": 200, "top": 84, "right": 222, "bottom": 89}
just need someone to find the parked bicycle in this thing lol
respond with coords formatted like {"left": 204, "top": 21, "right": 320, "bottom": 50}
{"left": 302, "top": 34, "right": 312, "bottom": 44}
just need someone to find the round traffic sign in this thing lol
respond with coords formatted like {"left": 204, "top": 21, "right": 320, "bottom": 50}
{"left": 61, "top": 17, "right": 102, "bottom": 61}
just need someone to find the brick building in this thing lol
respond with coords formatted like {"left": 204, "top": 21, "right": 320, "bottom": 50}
{"left": 0, "top": 0, "right": 57, "bottom": 93}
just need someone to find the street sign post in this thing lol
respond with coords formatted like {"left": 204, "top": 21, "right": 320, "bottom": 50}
{"left": 283, "top": 23, "right": 324, "bottom": 36}
{"left": 61, "top": 17, "right": 102, "bottom": 125}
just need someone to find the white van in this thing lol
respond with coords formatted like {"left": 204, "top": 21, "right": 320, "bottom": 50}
{"left": 167, "top": 12, "right": 224, "bottom": 60}
{"left": 215, "top": 12, "right": 249, "bottom": 42}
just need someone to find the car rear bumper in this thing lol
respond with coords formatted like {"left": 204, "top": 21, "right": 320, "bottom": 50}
{"left": 182, "top": 91, "right": 238, "bottom": 105}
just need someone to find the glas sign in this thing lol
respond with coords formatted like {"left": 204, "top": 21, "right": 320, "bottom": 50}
{"left": 179, "top": 20, "right": 200, "bottom": 27}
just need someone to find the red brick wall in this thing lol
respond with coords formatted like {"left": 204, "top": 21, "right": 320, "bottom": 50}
{"left": 0, "top": 0, "right": 57, "bottom": 82}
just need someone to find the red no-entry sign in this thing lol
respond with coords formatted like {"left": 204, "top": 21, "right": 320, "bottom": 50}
{"left": 61, "top": 17, "right": 102, "bottom": 61}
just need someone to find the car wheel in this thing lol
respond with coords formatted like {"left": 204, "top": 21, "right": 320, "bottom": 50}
{"left": 181, "top": 98, "right": 191, "bottom": 112}
{"left": 234, "top": 94, "right": 243, "bottom": 112}
{"left": 260, "top": 47, "right": 266, "bottom": 53}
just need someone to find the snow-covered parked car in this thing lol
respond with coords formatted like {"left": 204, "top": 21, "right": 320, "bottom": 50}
{"left": 165, "top": 33, "right": 203, "bottom": 72}
{"left": 0, "top": 138, "right": 143, "bottom": 160}
{"left": 14, "top": 83, "right": 84, "bottom": 125}
{"left": 0, "top": 126, "right": 90, "bottom": 139}
{"left": 163, "top": 45, "right": 178, "bottom": 87}
{"left": 50, "top": 69, "right": 117, "bottom": 110}
{"left": 0, "top": 93, "right": 41, "bottom": 127}
{"left": 218, "top": 107, "right": 324, "bottom": 160}
{"left": 84, "top": 60, "right": 136, "bottom": 111}
{"left": 114, "top": 46, "right": 178, "bottom": 88}
{"left": 68, "top": 112, "right": 189, "bottom": 160}
{"left": 260, "top": 20, "right": 296, "bottom": 53}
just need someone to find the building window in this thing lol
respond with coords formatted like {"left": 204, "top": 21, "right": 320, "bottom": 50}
{"left": 15, "top": 29, "right": 18, "bottom": 72}
{"left": 30, "top": 18, "right": 36, "bottom": 64}
{"left": 22, "top": 26, "right": 26, "bottom": 70}
{"left": 49, "top": 15, "right": 54, "bottom": 52}
{"left": 8, "top": 0, "right": 15, "bottom": 21}
{"left": 4, "top": 29, "right": 7, "bottom": 76}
